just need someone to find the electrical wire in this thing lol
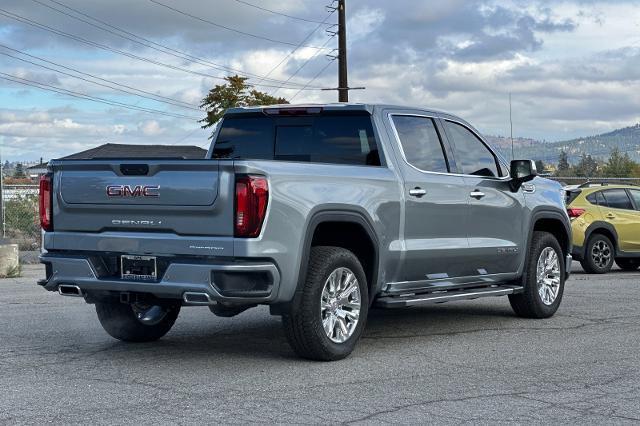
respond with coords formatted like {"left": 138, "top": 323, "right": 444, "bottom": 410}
{"left": 30, "top": 0, "right": 319, "bottom": 89}
{"left": 0, "top": 47, "right": 200, "bottom": 111}
{"left": 149, "top": 0, "right": 330, "bottom": 50}
{"left": 258, "top": 9, "right": 336, "bottom": 92}
{"left": 0, "top": 8, "right": 326, "bottom": 91}
{"left": 233, "top": 0, "right": 328, "bottom": 24}
{"left": 289, "top": 59, "right": 336, "bottom": 102}
{"left": 0, "top": 73, "right": 200, "bottom": 120}
{"left": 270, "top": 35, "right": 335, "bottom": 97}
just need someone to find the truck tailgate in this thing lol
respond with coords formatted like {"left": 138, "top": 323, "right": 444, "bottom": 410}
{"left": 51, "top": 160, "right": 234, "bottom": 236}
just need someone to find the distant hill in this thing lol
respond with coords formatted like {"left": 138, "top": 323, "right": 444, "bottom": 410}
{"left": 485, "top": 123, "right": 640, "bottom": 165}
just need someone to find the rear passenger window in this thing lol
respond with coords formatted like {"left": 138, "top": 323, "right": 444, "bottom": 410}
{"left": 629, "top": 190, "right": 640, "bottom": 210}
{"left": 602, "top": 189, "right": 633, "bottom": 210}
{"left": 586, "top": 192, "right": 598, "bottom": 205}
{"left": 444, "top": 121, "right": 500, "bottom": 177}
{"left": 596, "top": 191, "right": 606, "bottom": 206}
{"left": 391, "top": 115, "right": 448, "bottom": 173}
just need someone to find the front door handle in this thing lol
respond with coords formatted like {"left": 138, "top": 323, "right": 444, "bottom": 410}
{"left": 409, "top": 188, "right": 426, "bottom": 198}
{"left": 470, "top": 190, "right": 486, "bottom": 199}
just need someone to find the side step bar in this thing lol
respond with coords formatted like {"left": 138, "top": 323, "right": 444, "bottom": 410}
{"left": 375, "top": 285, "right": 523, "bottom": 308}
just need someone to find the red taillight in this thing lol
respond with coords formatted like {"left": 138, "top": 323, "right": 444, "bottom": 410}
{"left": 39, "top": 174, "right": 52, "bottom": 231}
{"left": 567, "top": 208, "right": 586, "bottom": 218}
{"left": 235, "top": 175, "right": 268, "bottom": 238}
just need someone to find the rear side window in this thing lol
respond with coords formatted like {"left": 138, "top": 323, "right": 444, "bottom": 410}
{"left": 602, "top": 189, "right": 633, "bottom": 210}
{"left": 214, "top": 114, "right": 380, "bottom": 166}
{"left": 629, "top": 190, "right": 640, "bottom": 210}
{"left": 444, "top": 121, "right": 500, "bottom": 177}
{"left": 391, "top": 115, "right": 448, "bottom": 173}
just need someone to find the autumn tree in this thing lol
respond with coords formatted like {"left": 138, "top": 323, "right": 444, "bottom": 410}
{"left": 200, "top": 75, "right": 288, "bottom": 138}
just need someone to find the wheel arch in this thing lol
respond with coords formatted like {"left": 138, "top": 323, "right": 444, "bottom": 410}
{"left": 584, "top": 221, "right": 619, "bottom": 256}
{"left": 284, "top": 209, "right": 380, "bottom": 314}
{"left": 530, "top": 210, "right": 571, "bottom": 258}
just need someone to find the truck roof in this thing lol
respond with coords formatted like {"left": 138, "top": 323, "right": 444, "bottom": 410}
{"left": 226, "top": 103, "right": 450, "bottom": 117}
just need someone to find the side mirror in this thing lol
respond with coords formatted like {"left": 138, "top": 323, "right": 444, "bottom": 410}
{"left": 510, "top": 159, "right": 537, "bottom": 191}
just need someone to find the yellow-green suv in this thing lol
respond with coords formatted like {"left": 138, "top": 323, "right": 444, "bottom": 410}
{"left": 567, "top": 183, "right": 640, "bottom": 273}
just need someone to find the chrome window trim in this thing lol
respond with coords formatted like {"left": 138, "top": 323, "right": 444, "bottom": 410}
{"left": 387, "top": 112, "right": 510, "bottom": 181}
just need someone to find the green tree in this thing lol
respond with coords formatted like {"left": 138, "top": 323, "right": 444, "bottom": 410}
{"left": 200, "top": 75, "right": 288, "bottom": 138}
{"left": 574, "top": 153, "right": 598, "bottom": 178}
{"left": 13, "top": 163, "right": 26, "bottom": 178}
{"left": 602, "top": 147, "right": 636, "bottom": 178}
{"left": 556, "top": 150, "right": 571, "bottom": 177}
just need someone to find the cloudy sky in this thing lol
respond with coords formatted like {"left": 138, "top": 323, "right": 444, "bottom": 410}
{"left": 1, "top": 0, "right": 639, "bottom": 161}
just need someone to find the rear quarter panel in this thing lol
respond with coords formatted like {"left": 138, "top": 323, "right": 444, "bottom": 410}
{"left": 232, "top": 160, "right": 402, "bottom": 302}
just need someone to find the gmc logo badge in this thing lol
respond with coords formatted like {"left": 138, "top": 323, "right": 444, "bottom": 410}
{"left": 106, "top": 185, "right": 160, "bottom": 197}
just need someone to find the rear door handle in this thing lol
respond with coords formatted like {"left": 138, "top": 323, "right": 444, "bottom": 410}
{"left": 470, "top": 190, "right": 485, "bottom": 199}
{"left": 409, "top": 188, "right": 426, "bottom": 198}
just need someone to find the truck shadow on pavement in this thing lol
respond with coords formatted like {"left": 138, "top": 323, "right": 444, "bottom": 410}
{"left": 87, "top": 303, "right": 522, "bottom": 362}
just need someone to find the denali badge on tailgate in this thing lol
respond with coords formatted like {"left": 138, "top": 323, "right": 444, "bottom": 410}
{"left": 106, "top": 185, "right": 160, "bottom": 197}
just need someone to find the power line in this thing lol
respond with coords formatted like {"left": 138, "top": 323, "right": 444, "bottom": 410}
{"left": 233, "top": 0, "right": 328, "bottom": 24}
{"left": 265, "top": 10, "right": 336, "bottom": 96}
{"left": 29, "top": 0, "right": 318, "bottom": 89}
{"left": 270, "top": 35, "right": 335, "bottom": 97}
{"left": 0, "top": 46, "right": 201, "bottom": 111}
{"left": 0, "top": 72, "right": 200, "bottom": 120}
{"left": 149, "top": 0, "right": 330, "bottom": 50}
{"left": 289, "top": 59, "right": 336, "bottom": 102}
{"left": 0, "top": 8, "right": 325, "bottom": 91}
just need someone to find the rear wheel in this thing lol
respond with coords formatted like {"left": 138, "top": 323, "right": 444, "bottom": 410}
{"left": 282, "top": 246, "right": 368, "bottom": 361}
{"left": 615, "top": 258, "right": 640, "bottom": 271}
{"left": 95, "top": 301, "right": 180, "bottom": 342}
{"left": 510, "top": 231, "right": 565, "bottom": 318}
{"left": 580, "top": 233, "right": 614, "bottom": 274}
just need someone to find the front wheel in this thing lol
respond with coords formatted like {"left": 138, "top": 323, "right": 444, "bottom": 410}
{"left": 95, "top": 301, "right": 180, "bottom": 342}
{"left": 282, "top": 246, "right": 369, "bottom": 361}
{"left": 509, "top": 231, "right": 565, "bottom": 318}
{"left": 615, "top": 258, "right": 640, "bottom": 271}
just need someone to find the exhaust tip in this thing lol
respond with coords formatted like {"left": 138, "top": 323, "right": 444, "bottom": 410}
{"left": 58, "top": 284, "right": 83, "bottom": 297}
{"left": 183, "top": 292, "right": 214, "bottom": 305}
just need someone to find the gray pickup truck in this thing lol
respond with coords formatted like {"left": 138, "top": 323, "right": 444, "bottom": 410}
{"left": 38, "top": 103, "right": 571, "bottom": 360}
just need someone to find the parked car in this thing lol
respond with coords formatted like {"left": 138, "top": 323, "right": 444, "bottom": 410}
{"left": 567, "top": 183, "right": 640, "bottom": 273}
{"left": 38, "top": 104, "right": 572, "bottom": 360}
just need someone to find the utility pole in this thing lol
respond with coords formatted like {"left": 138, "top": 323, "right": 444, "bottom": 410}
{"left": 337, "top": 0, "right": 348, "bottom": 102}
{"left": 509, "top": 93, "right": 514, "bottom": 161}
{"left": 322, "top": 0, "right": 364, "bottom": 101}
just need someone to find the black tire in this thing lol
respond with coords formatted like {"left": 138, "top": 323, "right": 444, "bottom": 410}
{"left": 95, "top": 301, "right": 180, "bottom": 342}
{"left": 509, "top": 231, "right": 565, "bottom": 318}
{"left": 580, "top": 233, "right": 614, "bottom": 274}
{"left": 282, "top": 246, "right": 369, "bottom": 361}
{"left": 615, "top": 258, "right": 640, "bottom": 271}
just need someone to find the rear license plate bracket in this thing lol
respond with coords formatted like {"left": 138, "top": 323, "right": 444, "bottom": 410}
{"left": 121, "top": 255, "right": 157, "bottom": 281}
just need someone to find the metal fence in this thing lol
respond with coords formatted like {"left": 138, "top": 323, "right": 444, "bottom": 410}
{"left": 1, "top": 184, "right": 40, "bottom": 251}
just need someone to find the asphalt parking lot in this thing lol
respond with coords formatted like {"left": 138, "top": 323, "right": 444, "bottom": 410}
{"left": 1, "top": 263, "right": 639, "bottom": 424}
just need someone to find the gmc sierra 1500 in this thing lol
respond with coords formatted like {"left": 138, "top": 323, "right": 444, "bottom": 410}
{"left": 38, "top": 104, "right": 571, "bottom": 360}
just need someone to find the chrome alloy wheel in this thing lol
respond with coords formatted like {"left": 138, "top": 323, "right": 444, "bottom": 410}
{"left": 320, "top": 267, "right": 361, "bottom": 343}
{"left": 537, "top": 247, "right": 561, "bottom": 306}
{"left": 591, "top": 240, "right": 612, "bottom": 269}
